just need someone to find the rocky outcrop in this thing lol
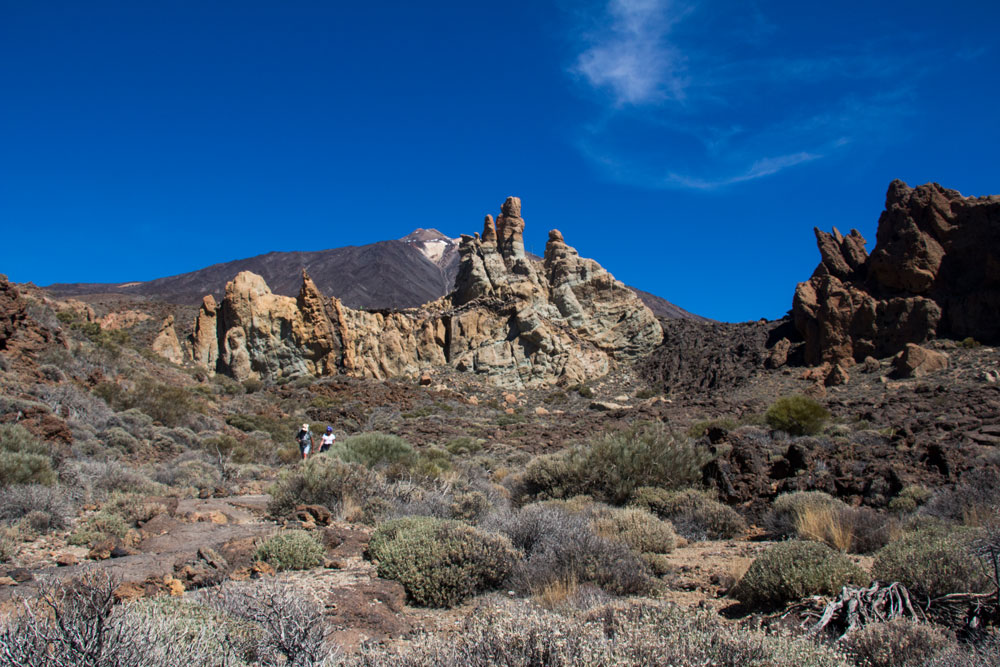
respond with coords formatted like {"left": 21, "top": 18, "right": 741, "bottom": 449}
{"left": 0, "top": 275, "right": 59, "bottom": 366}
{"left": 190, "top": 198, "right": 662, "bottom": 387}
{"left": 794, "top": 181, "right": 1000, "bottom": 371}
{"left": 151, "top": 316, "right": 183, "bottom": 364}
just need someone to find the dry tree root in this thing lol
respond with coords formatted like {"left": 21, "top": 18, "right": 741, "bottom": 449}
{"left": 782, "top": 582, "right": 1000, "bottom": 639}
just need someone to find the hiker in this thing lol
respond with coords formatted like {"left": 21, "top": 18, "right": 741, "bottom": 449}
{"left": 295, "top": 423, "right": 313, "bottom": 460}
{"left": 320, "top": 426, "right": 336, "bottom": 453}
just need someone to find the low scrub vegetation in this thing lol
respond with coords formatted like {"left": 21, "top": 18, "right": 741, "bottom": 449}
{"left": 367, "top": 516, "right": 519, "bottom": 607}
{"left": 520, "top": 422, "right": 711, "bottom": 504}
{"left": 872, "top": 526, "right": 991, "bottom": 599}
{"left": 765, "top": 395, "right": 830, "bottom": 436}
{"left": 631, "top": 486, "right": 746, "bottom": 540}
{"left": 254, "top": 530, "right": 326, "bottom": 571}
{"left": 731, "top": 540, "right": 870, "bottom": 609}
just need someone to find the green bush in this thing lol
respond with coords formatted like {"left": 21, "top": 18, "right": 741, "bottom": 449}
{"left": 267, "top": 457, "right": 380, "bottom": 518}
{"left": 444, "top": 436, "right": 483, "bottom": 456}
{"left": 872, "top": 526, "right": 990, "bottom": 598}
{"left": 254, "top": 530, "right": 326, "bottom": 571}
{"left": 841, "top": 618, "right": 953, "bottom": 667}
{"left": 0, "top": 451, "right": 56, "bottom": 486}
{"left": 591, "top": 507, "right": 676, "bottom": 555}
{"left": 765, "top": 395, "right": 830, "bottom": 436}
{"left": 368, "top": 516, "right": 519, "bottom": 607}
{"left": 95, "top": 379, "right": 201, "bottom": 428}
{"left": 522, "top": 422, "right": 711, "bottom": 504}
{"left": 731, "top": 540, "right": 870, "bottom": 609}
{"left": 632, "top": 487, "right": 746, "bottom": 541}
{"left": 69, "top": 510, "right": 131, "bottom": 547}
{"left": 327, "top": 432, "right": 414, "bottom": 468}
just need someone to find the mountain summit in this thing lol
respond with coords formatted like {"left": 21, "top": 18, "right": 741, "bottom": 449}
{"left": 46, "top": 229, "right": 704, "bottom": 320}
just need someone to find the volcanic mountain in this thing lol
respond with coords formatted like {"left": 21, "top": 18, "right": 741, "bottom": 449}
{"left": 45, "top": 229, "right": 706, "bottom": 320}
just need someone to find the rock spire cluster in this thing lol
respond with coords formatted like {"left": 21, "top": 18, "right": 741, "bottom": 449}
{"left": 792, "top": 180, "right": 1000, "bottom": 381}
{"left": 189, "top": 198, "right": 662, "bottom": 387}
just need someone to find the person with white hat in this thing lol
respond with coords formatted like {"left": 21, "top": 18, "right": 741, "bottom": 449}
{"left": 295, "top": 423, "right": 313, "bottom": 460}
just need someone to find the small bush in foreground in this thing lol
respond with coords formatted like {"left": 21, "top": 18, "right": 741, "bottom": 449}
{"left": 766, "top": 395, "right": 830, "bottom": 436}
{"left": 841, "top": 618, "right": 953, "bottom": 667}
{"left": 484, "top": 503, "right": 655, "bottom": 597}
{"left": 632, "top": 486, "right": 746, "bottom": 540}
{"left": 254, "top": 530, "right": 326, "bottom": 571}
{"left": 872, "top": 526, "right": 990, "bottom": 599}
{"left": 732, "top": 540, "right": 870, "bottom": 609}
{"left": 368, "top": 517, "right": 518, "bottom": 607}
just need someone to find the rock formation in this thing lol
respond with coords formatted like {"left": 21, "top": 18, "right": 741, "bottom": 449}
{"left": 190, "top": 198, "right": 662, "bottom": 387}
{"left": 793, "top": 180, "right": 1000, "bottom": 372}
{"left": 151, "top": 315, "right": 183, "bottom": 364}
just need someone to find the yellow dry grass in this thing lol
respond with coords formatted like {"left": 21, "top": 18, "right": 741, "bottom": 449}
{"left": 532, "top": 576, "right": 579, "bottom": 610}
{"left": 794, "top": 505, "right": 853, "bottom": 552}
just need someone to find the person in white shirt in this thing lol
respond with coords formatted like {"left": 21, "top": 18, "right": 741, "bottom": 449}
{"left": 320, "top": 426, "right": 336, "bottom": 453}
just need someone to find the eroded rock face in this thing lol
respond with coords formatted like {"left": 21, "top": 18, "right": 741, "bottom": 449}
{"left": 794, "top": 181, "right": 1000, "bottom": 369}
{"left": 190, "top": 199, "right": 662, "bottom": 387}
{"left": 151, "top": 315, "right": 183, "bottom": 364}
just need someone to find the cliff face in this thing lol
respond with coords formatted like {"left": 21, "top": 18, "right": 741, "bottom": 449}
{"left": 190, "top": 197, "right": 662, "bottom": 388}
{"left": 793, "top": 180, "right": 1000, "bottom": 370}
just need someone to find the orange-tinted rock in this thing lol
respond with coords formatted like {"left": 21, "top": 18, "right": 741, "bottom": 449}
{"left": 794, "top": 180, "right": 1000, "bottom": 367}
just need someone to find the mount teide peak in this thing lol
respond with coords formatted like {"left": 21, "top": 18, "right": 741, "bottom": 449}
{"left": 45, "top": 227, "right": 706, "bottom": 321}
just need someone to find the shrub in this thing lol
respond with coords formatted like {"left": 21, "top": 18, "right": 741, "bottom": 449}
{"left": 922, "top": 469, "right": 1000, "bottom": 525}
{"left": 327, "top": 432, "right": 414, "bottom": 468}
{"left": 632, "top": 487, "right": 747, "bottom": 541}
{"left": 69, "top": 510, "right": 130, "bottom": 546}
{"left": 767, "top": 491, "right": 847, "bottom": 538}
{"left": 841, "top": 618, "right": 953, "bottom": 667}
{"left": 0, "top": 484, "right": 70, "bottom": 530}
{"left": 450, "top": 491, "right": 492, "bottom": 522}
{"left": 483, "top": 503, "right": 655, "bottom": 597}
{"left": 591, "top": 507, "right": 677, "bottom": 555}
{"left": 0, "top": 424, "right": 56, "bottom": 486}
{"left": 731, "top": 540, "right": 870, "bottom": 609}
{"left": 350, "top": 597, "right": 851, "bottom": 667}
{"left": 95, "top": 378, "right": 201, "bottom": 428}
{"left": 890, "top": 485, "right": 933, "bottom": 514}
{"left": 254, "top": 530, "right": 326, "bottom": 571}
{"left": 872, "top": 526, "right": 990, "bottom": 599}
{"left": 367, "top": 516, "right": 519, "bottom": 607}
{"left": 0, "top": 424, "right": 50, "bottom": 456}
{"left": 765, "top": 395, "right": 830, "bottom": 436}
{"left": 267, "top": 457, "right": 380, "bottom": 518}
{"left": 0, "top": 451, "right": 56, "bottom": 486}
{"left": 522, "top": 422, "right": 711, "bottom": 504}
{"left": 444, "top": 436, "right": 483, "bottom": 456}
{"left": 0, "top": 529, "right": 16, "bottom": 562}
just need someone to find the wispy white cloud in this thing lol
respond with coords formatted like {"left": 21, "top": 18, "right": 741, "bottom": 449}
{"left": 573, "top": 0, "right": 688, "bottom": 106}
{"left": 568, "top": 1, "right": 951, "bottom": 190}
{"left": 663, "top": 152, "right": 822, "bottom": 190}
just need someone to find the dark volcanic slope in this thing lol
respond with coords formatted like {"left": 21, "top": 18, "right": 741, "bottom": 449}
{"left": 47, "top": 231, "right": 706, "bottom": 319}
{"left": 47, "top": 240, "right": 454, "bottom": 310}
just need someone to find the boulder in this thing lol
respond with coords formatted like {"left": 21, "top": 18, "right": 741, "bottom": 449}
{"left": 151, "top": 315, "right": 183, "bottom": 363}
{"left": 892, "top": 343, "right": 949, "bottom": 378}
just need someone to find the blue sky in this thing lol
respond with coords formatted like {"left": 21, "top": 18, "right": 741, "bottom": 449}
{"left": 1, "top": 1, "right": 997, "bottom": 322}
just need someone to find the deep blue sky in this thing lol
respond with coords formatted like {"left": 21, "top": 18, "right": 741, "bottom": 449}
{"left": 2, "top": 1, "right": 997, "bottom": 321}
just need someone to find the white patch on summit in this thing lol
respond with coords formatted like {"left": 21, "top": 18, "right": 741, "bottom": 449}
{"left": 400, "top": 228, "right": 458, "bottom": 266}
